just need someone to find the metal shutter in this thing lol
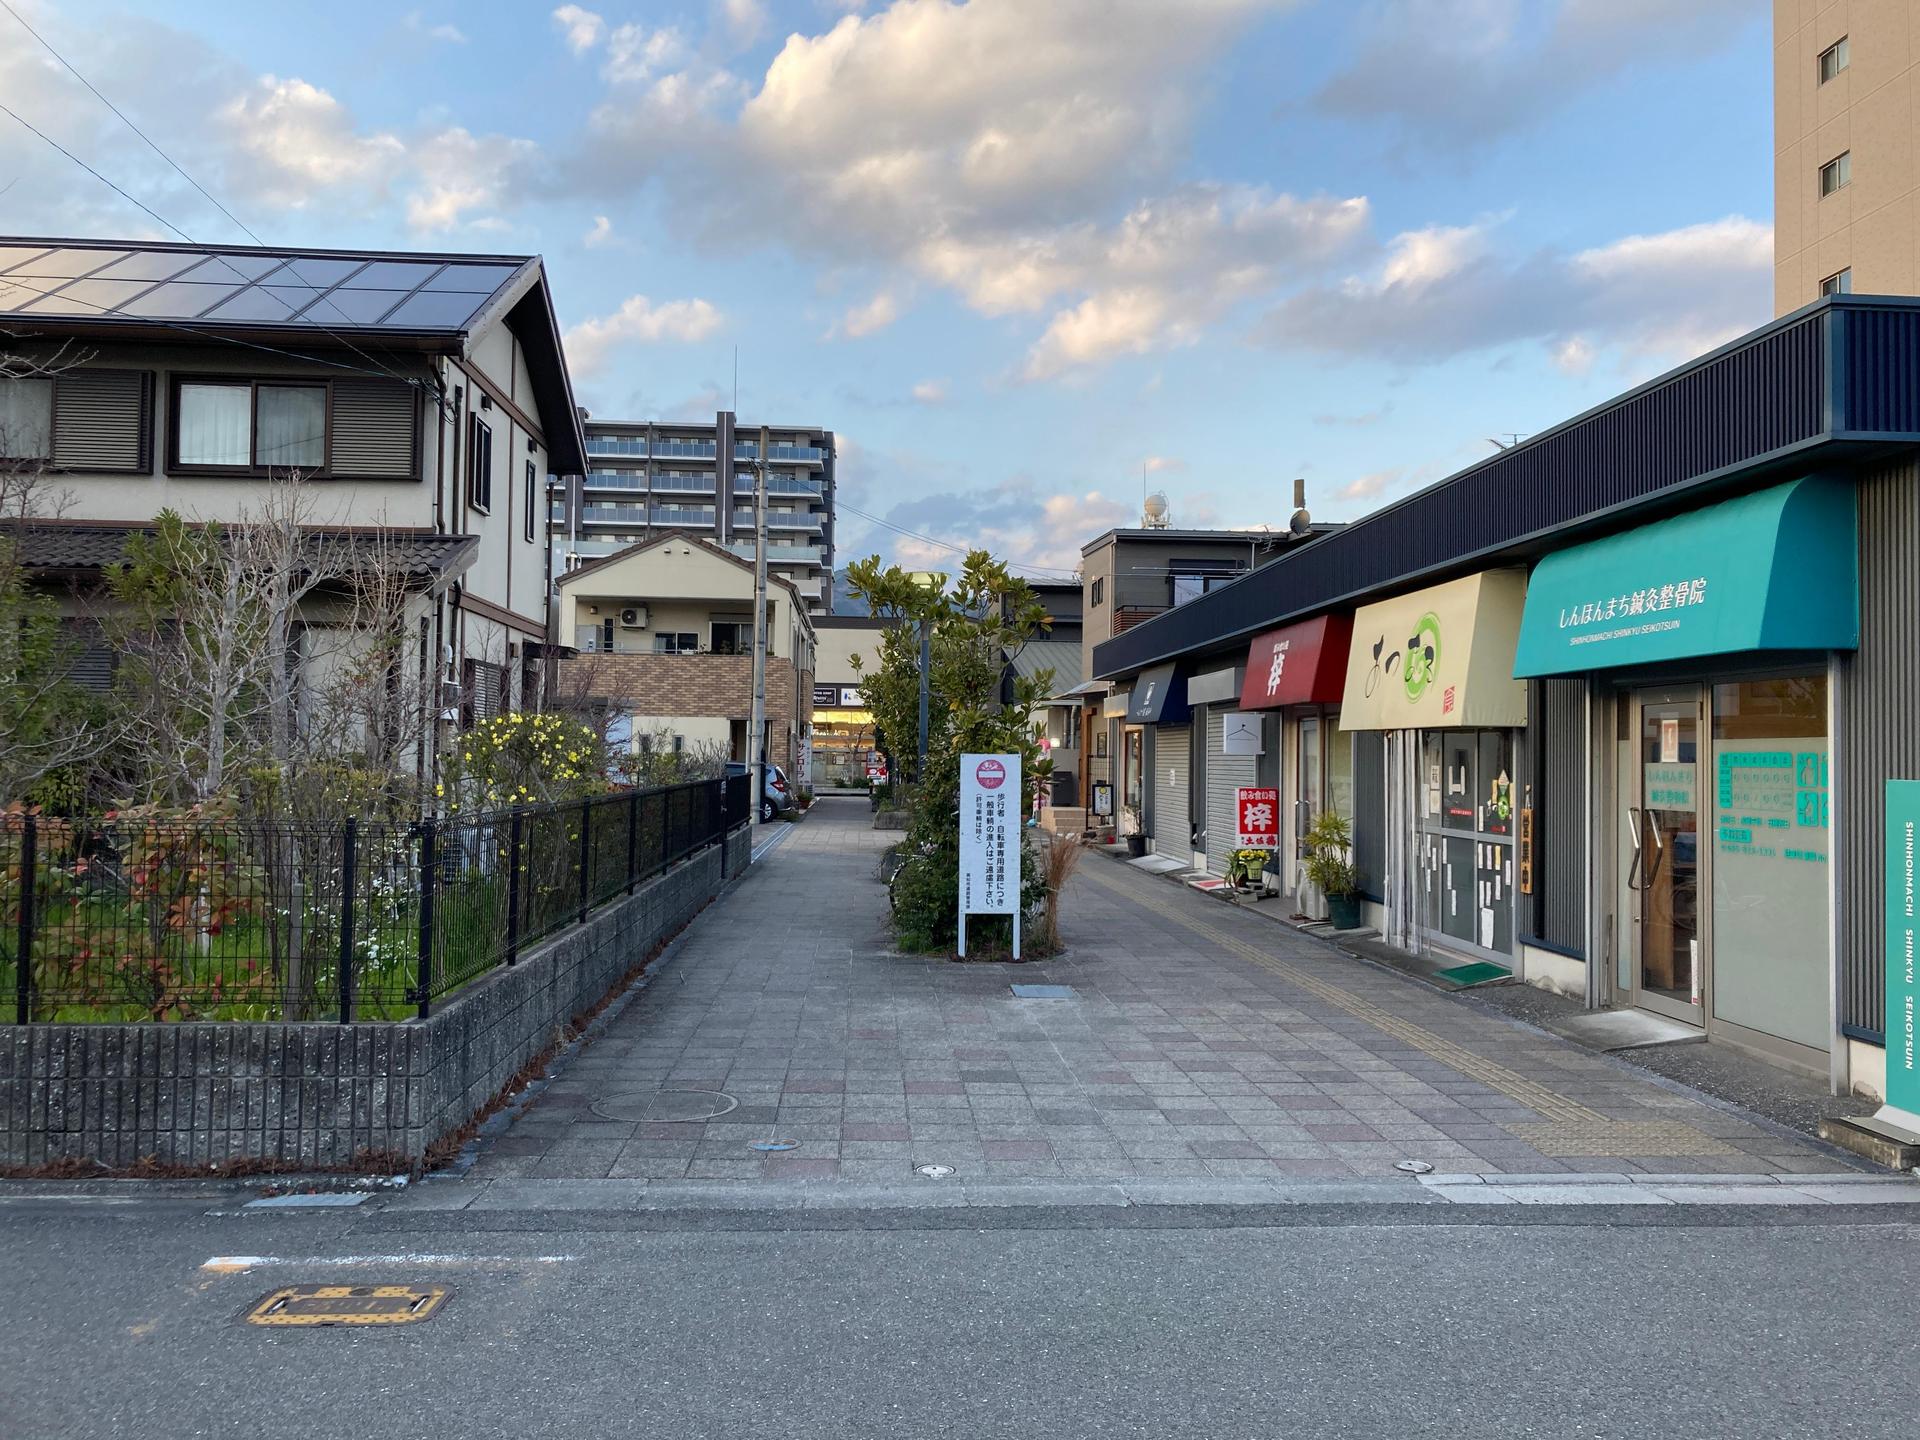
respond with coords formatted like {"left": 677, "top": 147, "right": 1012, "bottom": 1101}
{"left": 1153, "top": 723, "right": 1190, "bottom": 862}
{"left": 51, "top": 369, "right": 148, "bottom": 472}
{"left": 327, "top": 379, "right": 418, "bottom": 478}
{"left": 1205, "top": 709, "right": 1258, "bottom": 876}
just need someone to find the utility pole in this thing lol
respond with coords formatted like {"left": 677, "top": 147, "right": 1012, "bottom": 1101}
{"left": 749, "top": 424, "right": 769, "bottom": 830}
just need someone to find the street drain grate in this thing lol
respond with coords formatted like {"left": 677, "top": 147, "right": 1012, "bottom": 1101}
{"left": 914, "top": 1163, "right": 958, "bottom": 1179}
{"left": 749, "top": 1140, "right": 800, "bottom": 1153}
{"left": 591, "top": 1090, "right": 739, "bottom": 1123}
{"left": 1010, "top": 984, "right": 1075, "bottom": 999}
{"left": 244, "top": 1284, "right": 450, "bottom": 1328}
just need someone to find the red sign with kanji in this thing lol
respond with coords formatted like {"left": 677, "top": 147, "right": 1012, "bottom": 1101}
{"left": 1235, "top": 786, "right": 1279, "bottom": 849}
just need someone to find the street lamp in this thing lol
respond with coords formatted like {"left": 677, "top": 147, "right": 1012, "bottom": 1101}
{"left": 908, "top": 571, "right": 946, "bottom": 782}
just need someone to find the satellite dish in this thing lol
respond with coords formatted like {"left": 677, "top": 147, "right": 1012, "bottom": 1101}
{"left": 1142, "top": 491, "right": 1170, "bottom": 528}
{"left": 1289, "top": 507, "right": 1312, "bottom": 535}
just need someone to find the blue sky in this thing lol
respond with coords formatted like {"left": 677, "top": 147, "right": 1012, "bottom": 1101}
{"left": 1, "top": 0, "right": 1775, "bottom": 576}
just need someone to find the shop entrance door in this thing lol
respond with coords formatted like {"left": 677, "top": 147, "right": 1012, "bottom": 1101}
{"left": 1622, "top": 689, "right": 1706, "bottom": 1027}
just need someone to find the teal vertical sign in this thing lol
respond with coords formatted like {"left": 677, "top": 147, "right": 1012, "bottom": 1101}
{"left": 1886, "top": 781, "right": 1920, "bottom": 1119}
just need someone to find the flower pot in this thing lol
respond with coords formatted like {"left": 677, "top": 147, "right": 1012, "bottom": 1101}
{"left": 1325, "top": 893, "right": 1362, "bottom": 930}
{"left": 1125, "top": 834, "right": 1148, "bottom": 858}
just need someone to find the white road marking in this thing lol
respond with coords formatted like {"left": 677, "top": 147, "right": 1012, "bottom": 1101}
{"left": 201, "top": 1253, "right": 580, "bottom": 1273}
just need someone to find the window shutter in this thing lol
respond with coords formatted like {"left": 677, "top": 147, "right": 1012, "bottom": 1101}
{"left": 327, "top": 379, "right": 418, "bottom": 478}
{"left": 51, "top": 369, "right": 149, "bottom": 473}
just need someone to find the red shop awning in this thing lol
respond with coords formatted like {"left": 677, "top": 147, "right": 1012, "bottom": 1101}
{"left": 1238, "top": 614, "right": 1352, "bottom": 709}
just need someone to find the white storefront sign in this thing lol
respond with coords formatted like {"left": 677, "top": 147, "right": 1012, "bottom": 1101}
{"left": 959, "top": 752, "right": 1021, "bottom": 958}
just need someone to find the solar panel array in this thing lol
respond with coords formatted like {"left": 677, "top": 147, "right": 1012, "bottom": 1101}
{"left": 0, "top": 243, "right": 527, "bottom": 333}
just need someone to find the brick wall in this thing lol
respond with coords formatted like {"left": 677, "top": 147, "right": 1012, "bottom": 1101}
{"left": 0, "top": 825, "right": 751, "bottom": 1171}
{"left": 565, "top": 652, "right": 814, "bottom": 773}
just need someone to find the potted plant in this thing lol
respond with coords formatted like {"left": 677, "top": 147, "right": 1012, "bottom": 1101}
{"left": 1122, "top": 804, "right": 1148, "bottom": 857}
{"left": 1302, "top": 810, "right": 1363, "bottom": 929}
{"left": 1227, "top": 847, "right": 1271, "bottom": 889}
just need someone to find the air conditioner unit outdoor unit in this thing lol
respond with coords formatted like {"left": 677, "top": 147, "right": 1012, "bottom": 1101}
{"left": 620, "top": 605, "right": 648, "bottom": 628}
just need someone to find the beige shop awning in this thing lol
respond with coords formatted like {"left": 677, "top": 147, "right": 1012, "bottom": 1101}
{"left": 1339, "top": 569, "right": 1529, "bottom": 730}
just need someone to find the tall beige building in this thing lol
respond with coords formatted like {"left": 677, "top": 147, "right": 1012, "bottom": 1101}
{"left": 1775, "top": 2, "right": 1920, "bottom": 312}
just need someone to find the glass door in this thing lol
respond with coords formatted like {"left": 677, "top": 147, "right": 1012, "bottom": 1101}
{"left": 1295, "top": 714, "right": 1321, "bottom": 856}
{"left": 1625, "top": 690, "right": 1705, "bottom": 1025}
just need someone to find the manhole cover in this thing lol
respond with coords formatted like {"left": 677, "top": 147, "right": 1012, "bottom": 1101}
{"left": 749, "top": 1139, "right": 800, "bottom": 1153}
{"left": 1394, "top": 1160, "right": 1435, "bottom": 1175}
{"left": 1010, "top": 984, "right": 1075, "bottom": 999}
{"left": 244, "top": 1284, "right": 449, "bottom": 1328}
{"left": 591, "top": 1090, "right": 739, "bottom": 1123}
{"left": 913, "top": 1163, "right": 957, "bottom": 1179}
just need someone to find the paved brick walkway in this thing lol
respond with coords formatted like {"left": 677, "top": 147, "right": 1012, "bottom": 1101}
{"left": 467, "top": 796, "right": 1844, "bottom": 1186}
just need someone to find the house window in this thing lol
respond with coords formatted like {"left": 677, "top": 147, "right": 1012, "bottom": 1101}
{"left": 1819, "top": 36, "right": 1849, "bottom": 83}
{"left": 175, "top": 379, "right": 324, "bottom": 470}
{"left": 468, "top": 416, "right": 493, "bottom": 512}
{"left": 1169, "top": 560, "right": 1241, "bottom": 607}
{"left": 1820, "top": 151, "right": 1852, "bottom": 196}
{"left": 1091, "top": 577, "right": 1104, "bottom": 607}
{"left": 1821, "top": 268, "right": 1854, "bottom": 296}
{"left": 0, "top": 376, "right": 53, "bottom": 459}
{"left": 523, "top": 460, "right": 537, "bottom": 542}
{"left": 654, "top": 632, "right": 699, "bottom": 654}
{"left": 711, "top": 619, "right": 754, "bottom": 655}
{"left": 602, "top": 617, "right": 616, "bottom": 653}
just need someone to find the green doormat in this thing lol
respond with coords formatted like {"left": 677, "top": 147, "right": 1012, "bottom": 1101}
{"left": 1432, "top": 961, "right": 1512, "bottom": 988}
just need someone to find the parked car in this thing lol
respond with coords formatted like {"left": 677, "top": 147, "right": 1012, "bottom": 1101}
{"left": 727, "top": 761, "right": 798, "bottom": 823}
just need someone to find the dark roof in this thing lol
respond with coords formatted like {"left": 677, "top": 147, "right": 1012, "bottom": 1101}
{"left": 1092, "top": 294, "right": 1920, "bottom": 680}
{"left": 1080, "top": 526, "right": 1330, "bottom": 555}
{"left": 15, "top": 522, "right": 477, "bottom": 587}
{"left": 0, "top": 237, "right": 587, "bottom": 474}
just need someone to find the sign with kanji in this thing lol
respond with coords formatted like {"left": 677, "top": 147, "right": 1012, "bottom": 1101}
{"left": 960, "top": 753, "right": 1021, "bottom": 919}
{"left": 1234, "top": 786, "right": 1279, "bottom": 849}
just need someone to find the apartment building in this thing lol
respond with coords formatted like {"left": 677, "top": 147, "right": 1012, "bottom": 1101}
{"left": 555, "top": 413, "right": 836, "bottom": 612}
{"left": 0, "top": 235, "right": 584, "bottom": 734}
{"left": 1775, "top": 1, "right": 1920, "bottom": 310}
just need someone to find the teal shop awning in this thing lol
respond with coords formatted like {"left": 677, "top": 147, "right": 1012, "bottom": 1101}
{"left": 1513, "top": 476, "right": 1858, "bottom": 678}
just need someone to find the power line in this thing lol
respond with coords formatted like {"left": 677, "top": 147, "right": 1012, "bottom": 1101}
{"left": 834, "top": 499, "right": 1080, "bottom": 581}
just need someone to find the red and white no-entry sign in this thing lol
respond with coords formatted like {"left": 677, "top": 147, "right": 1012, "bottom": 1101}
{"left": 974, "top": 758, "right": 1007, "bottom": 790}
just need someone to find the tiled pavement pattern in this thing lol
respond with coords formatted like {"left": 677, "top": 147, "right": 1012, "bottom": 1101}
{"left": 467, "top": 798, "right": 1852, "bottom": 1187}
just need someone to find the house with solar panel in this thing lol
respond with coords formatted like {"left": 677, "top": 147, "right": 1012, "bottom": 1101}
{"left": 0, "top": 236, "right": 586, "bottom": 755}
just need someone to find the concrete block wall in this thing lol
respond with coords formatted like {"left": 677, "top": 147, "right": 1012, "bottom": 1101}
{"left": 0, "top": 826, "right": 749, "bottom": 1171}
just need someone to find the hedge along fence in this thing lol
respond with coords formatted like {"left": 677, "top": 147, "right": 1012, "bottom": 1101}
{"left": 1, "top": 773, "right": 750, "bottom": 1026}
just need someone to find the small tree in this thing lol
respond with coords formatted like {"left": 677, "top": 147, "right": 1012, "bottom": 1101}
{"left": 847, "top": 552, "right": 1054, "bottom": 954}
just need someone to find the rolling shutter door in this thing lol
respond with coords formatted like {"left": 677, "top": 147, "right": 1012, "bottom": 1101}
{"left": 328, "top": 379, "right": 419, "bottom": 478}
{"left": 1153, "top": 724, "right": 1190, "bottom": 862}
{"left": 1205, "top": 709, "right": 1257, "bottom": 876}
{"left": 51, "top": 369, "right": 149, "bottom": 473}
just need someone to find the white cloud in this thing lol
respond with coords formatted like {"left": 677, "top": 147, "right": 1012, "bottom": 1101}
{"left": 1142, "top": 455, "right": 1185, "bottom": 474}
{"left": 910, "top": 379, "right": 947, "bottom": 404}
{"left": 717, "top": 0, "right": 770, "bottom": 47}
{"left": 552, "top": 5, "right": 605, "bottom": 54}
{"left": 605, "top": 23, "right": 686, "bottom": 83}
{"left": 565, "top": 294, "right": 727, "bottom": 375}
{"left": 219, "top": 76, "right": 405, "bottom": 202}
{"left": 1337, "top": 470, "right": 1400, "bottom": 502}
{"left": 584, "top": 215, "right": 614, "bottom": 247}
{"left": 837, "top": 289, "right": 900, "bottom": 338}
{"left": 404, "top": 12, "right": 467, "bottom": 43}
{"left": 1259, "top": 214, "right": 1772, "bottom": 373}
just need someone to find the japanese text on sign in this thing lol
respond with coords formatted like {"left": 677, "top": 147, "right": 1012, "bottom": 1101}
{"left": 1234, "top": 786, "right": 1279, "bottom": 850}
{"left": 959, "top": 753, "right": 1020, "bottom": 916}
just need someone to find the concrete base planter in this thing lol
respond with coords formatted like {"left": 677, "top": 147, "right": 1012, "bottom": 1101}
{"left": 0, "top": 825, "right": 751, "bottom": 1173}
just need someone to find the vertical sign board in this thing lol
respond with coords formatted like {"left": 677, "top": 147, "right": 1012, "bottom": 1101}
{"left": 1234, "top": 787, "right": 1279, "bottom": 850}
{"left": 959, "top": 753, "right": 1021, "bottom": 958}
{"left": 1886, "top": 781, "right": 1920, "bottom": 1127}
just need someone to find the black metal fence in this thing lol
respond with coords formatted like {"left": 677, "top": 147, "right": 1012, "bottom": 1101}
{"left": 2, "top": 774, "right": 749, "bottom": 1025}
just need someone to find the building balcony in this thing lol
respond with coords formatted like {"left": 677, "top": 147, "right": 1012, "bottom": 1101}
{"left": 650, "top": 473, "right": 717, "bottom": 493}
{"left": 733, "top": 475, "right": 823, "bottom": 498}
{"left": 726, "top": 540, "right": 822, "bottom": 565}
{"left": 584, "top": 471, "right": 646, "bottom": 490}
{"left": 1112, "top": 604, "right": 1168, "bottom": 634}
{"left": 734, "top": 510, "right": 824, "bottom": 531}
{"left": 735, "top": 442, "right": 824, "bottom": 464}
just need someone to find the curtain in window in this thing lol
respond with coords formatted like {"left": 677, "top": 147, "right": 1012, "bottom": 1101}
{"left": 177, "top": 383, "right": 252, "bottom": 466}
{"left": 0, "top": 377, "right": 54, "bottom": 459}
{"left": 257, "top": 385, "right": 326, "bottom": 469}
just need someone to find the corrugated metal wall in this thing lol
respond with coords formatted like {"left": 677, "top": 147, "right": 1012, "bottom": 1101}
{"left": 1353, "top": 730, "right": 1386, "bottom": 901}
{"left": 1527, "top": 678, "right": 1588, "bottom": 955}
{"left": 1153, "top": 724, "right": 1191, "bottom": 862}
{"left": 1835, "top": 458, "right": 1920, "bottom": 1040}
{"left": 1205, "top": 710, "right": 1258, "bottom": 876}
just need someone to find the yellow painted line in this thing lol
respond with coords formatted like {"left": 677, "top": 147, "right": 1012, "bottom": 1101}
{"left": 1080, "top": 861, "right": 1607, "bottom": 1126}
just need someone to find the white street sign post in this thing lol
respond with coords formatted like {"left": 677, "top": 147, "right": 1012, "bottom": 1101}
{"left": 959, "top": 753, "right": 1021, "bottom": 959}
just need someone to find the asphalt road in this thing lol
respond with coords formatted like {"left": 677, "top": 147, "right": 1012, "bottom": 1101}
{"left": 2, "top": 1197, "right": 1915, "bottom": 1438}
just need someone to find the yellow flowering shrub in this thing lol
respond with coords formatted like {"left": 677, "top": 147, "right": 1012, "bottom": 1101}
{"left": 439, "top": 713, "right": 612, "bottom": 811}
